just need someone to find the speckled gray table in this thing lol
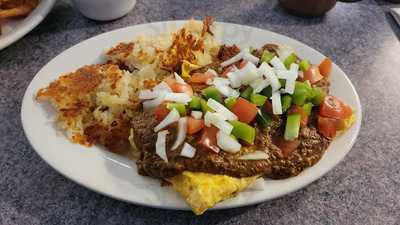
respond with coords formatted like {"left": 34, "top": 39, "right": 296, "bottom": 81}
{"left": 1, "top": 0, "right": 400, "bottom": 224}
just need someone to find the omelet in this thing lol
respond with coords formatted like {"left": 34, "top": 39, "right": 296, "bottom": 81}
{"left": 167, "top": 171, "right": 259, "bottom": 215}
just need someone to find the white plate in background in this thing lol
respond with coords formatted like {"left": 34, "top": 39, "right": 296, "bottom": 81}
{"left": 0, "top": 0, "right": 55, "bottom": 50}
{"left": 21, "top": 21, "right": 362, "bottom": 211}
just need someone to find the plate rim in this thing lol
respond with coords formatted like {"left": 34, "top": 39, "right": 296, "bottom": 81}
{"left": 0, "top": 0, "right": 56, "bottom": 50}
{"left": 21, "top": 20, "right": 362, "bottom": 211}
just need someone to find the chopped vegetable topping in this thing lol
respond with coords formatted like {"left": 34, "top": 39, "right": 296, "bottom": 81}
{"left": 187, "top": 117, "right": 205, "bottom": 134}
{"left": 207, "top": 98, "right": 238, "bottom": 121}
{"left": 202, "top": 86, "right": 223, "bottom": 103}
{"left": 156, "top": 130, "right": 169, "bottom": 162}
{"left": 284, "top": 53, "right": 297, "bottom": 69}
{"left": 256, "top": 109, "right": 272, "bottom": 128}
{"left": 180, "top": 142, "right": 196, "bottom": 158}
{"left": 167, "top": 103, "right": 187, "bottom": 116}
{"left": 191, "top": 111, "right": 203, "bottom": 119}
{"left": 281, "top": 95, "right": 292, "bottom": 113}
{"left": 271, "top": 92, "right": 283, "bottom": 115}
{"left": 172, "top": 117, "right": 188, "bottom": 150}
{"left": 189, "top": 96, "right": 202, "bottom": 110}
{"left": 216, "top": 130, "right": 242, "bottom": 153}
{"left": 259, "top": 51, "right": 275, "bottom": 64}
{"left": 230, "top": 120, "right": 256, "bottom": 144}
{"left": 154, "top": 108, "right": 180, "bottom": 132}
{"left": 299, "top": 59, "right": 311, "bottom": 72}
{"left": 319, "top": 95, "right": 352, "bottom": 119}
{"left": 284, "top": 114, "right": 301, "bottom": 141}
{"left": 224, "top": 96, "right": 237, "bottom": 109}
{"left": 231, "top": 97, "right": 258, "bottom": 123}
{"left": 240, "top": 86, "right": 253, "bottom": 100}
{"left": 250, "top": 93, "right": 267, "bottom": 106}
{"left": 319, "top": 57, "right": 332, "bottom": 77}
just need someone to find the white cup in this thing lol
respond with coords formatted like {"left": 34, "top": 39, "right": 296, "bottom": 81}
{"left": 71, "top": 0, "right": 137, "bottom": 21}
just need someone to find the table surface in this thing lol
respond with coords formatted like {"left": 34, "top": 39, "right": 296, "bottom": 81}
{"left": 1, "top": 0, "right": 400, "bottom": 224}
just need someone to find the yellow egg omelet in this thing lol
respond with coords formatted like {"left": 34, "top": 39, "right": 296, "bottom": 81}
{"left": 167, "top": 171, "right": 258, "bottom": 215}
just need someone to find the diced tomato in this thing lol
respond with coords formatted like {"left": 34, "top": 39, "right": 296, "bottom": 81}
{"left": 318, "top": 116, "right": 337, "bottom": 139}
{"left": 198, "top": 126, "right": 219, "bottom": 153}
{"left": 188, "top": 72, "right": 214, "bottom": 84}
{"left": 237, "top": 60, "right": 248, "bottom": 69}
{"left": 221, "top": 65, "right": 236, "bottom": 78}
{"left": 320, "top": 95, "right": 352, "bottom": 119}
{"left": 187, "top": 117, "right": 205, "bottom": 135}
{"left": 302, "top": 65, "right": 323, "bottom": 84}
{"left": 319, "top": 57, "right": 332, "bottom": 77}
{"left": 164, "top": 77, "right": 176, "bottom": 87}
{"left": 154, "top": 102, "right": 170, "bottom": 122}
{"left": 272, "top": 136, "right": 300, "bottom": 158}
{"left": 231, "top": 97, "right": 258, "bottom": 123}
{"left": 264, "top": 100, "right": 273, "bottom": 114}
{"left": 288, "top": 105, "right": 308, "bottom": 127}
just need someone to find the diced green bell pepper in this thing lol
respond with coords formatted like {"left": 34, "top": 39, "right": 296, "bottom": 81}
{"left": 256, "top": 109, "right": 272, "bottom": 128}
{"left": 284, "top": 53, "right": 298, "bottom": 69}
{"left": 259, "top": 51, "right": 275, "bottom": 64}
{"left": 292, "top": 81, "right": 312, "bottom": 106}
{"left": 200, "top": 98, "right": 213, "bottom": 113}
{"left": 224, "top": 96, "right": 237, "bottom": 109}
{"left": 250, "top": 93, "right": 267, "bottom": 107}
{"left": 284, "top": 114, "right": 301, "bottom": 141}
{"left": 302, "top": 102, "right": 313, "bottom": 116}
{"left": 189, "top": 96, "right": 202, "bottom": 110}
{"left": 310, "top": 87, "right": 326, "bottom": 105}
{"left": 230, "top": 120, "right": 256, "bottom": 144}
{"left": 281, "top": 95, "right": 292, "bottom": 112}
{"left": 166, "top": 103, "right": 187, "bottom": 116}
{"left": 279, "top": 79, "right": 286, "bottom": 87}
{"left": 260, "top": 86, "right": 272, "bottom": 98}
{"left": 202, "top": 86, "right": 222, "bottom": 103}
{"left": 299, "top": 59, "right": 311, "bottom": 72}
{"left": 240, "top": 86, "right": 253, "bottom": 100}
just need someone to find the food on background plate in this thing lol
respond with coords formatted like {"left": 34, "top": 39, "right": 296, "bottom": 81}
{"left": 0, "top": 0, "right": 39, "bottom": 35}
{"left": 36, "top": 17, "right": 355, "bottom": 215}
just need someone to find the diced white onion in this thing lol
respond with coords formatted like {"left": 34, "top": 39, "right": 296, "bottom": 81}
{"left": 172, "top": 117, "right": 187, "bottom": 150}
{"left": 270, "top": 56, "right": 286, "bottom": 71}
{"left": 204, "top": 112, "right": 233, "bottom": 134}
{"left": 142, "top": 93, "right": 166, "bottom": 110}
{"left": 215, "top": 84, "right": 240, "bottom": 98}
{"left": 156, "top": 130, "right": 169, "bottom": 162}
{"left": 247, "top": 178, "right": 266, "bottom": 191}
{"left": 164, "top": 93, "right": 192, "bottom": 104}
{"left": 138, "top": 89, "right": 159, "bottom": 100}
{"left": 180, "top": 142, "right": 196, "bottom": 158}
{"left": 227, "top": 72, "right": 242, "bottom": 88}
{"left": 237, "top": 62, "right": 260, "bottom": 85}
{"left": 207, "top": 98, "right": 238, "bottom": 121}
{"left": 220, "top": 51, "right": 244, "bottom": 67}
{"left": 284, "top": 78, "right": 296, "bottom": 95}
{"left": 174, "top": 72, "right": 186, "bottom": 84}
{"left": 191, "top": 111, "right": 203, "bottom": 119}
{"left": 276, "top": 70, "right": 293, "bottom": 80}
{"left": 154, "top": 108, "right": 180, "bottom": 132}
{"left": 239, "top": 151, "right": 269, "bottom": 160}
{"left": 271, "top": 92, "right": 283, "bottom": 115}
{"left": 243, "top": 53, "right": 259, "bottom": 64}
{"left": 259, "top": 62, "right": 281, "bottom": 91}
{"left": 153, "top": 81, "right": 172, "bottom": 93}
{"left": 216, "top": 130, "right": 241, "bottom": 153}
{"left": 290, "top": 63, "right": 299, "bottom": 75}
{"left": 212, "top": 77, "right": 230, "bottom": 86}
{"left": 206, "top": 68, "right": 218, "bottom": 77}
{"left": 250, "top": 78, "right": 270, "bottom": 93}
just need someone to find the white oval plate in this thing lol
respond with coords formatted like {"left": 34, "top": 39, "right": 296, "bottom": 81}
{"left": 21, "top": 21, "right": 362, "bottom": 211}
{"left": 0, "top": 0, "right": 55, "bottom": 50}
